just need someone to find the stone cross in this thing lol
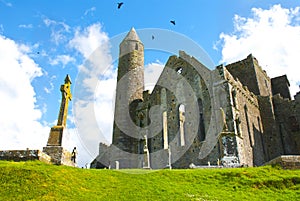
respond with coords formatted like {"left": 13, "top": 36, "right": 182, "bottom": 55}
{"left": 46, "top": 75, "right": 72, "bottom": 146}
{"left": 57, "top": 74, "right": 72, "bottom": 127}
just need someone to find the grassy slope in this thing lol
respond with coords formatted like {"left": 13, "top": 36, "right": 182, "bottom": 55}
{"left": 0, "top": 161, "right": 299, "bottom": 201}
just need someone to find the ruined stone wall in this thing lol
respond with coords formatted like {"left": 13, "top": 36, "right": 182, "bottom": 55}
{"left": 295, "top": 91, "right": 300, "bottom": 101}
{"left": 224, "top": 68, "right": 266, "bottom": 166}
{"left": 0, "top": 150, "right": 51, "bottom": 164}
{"left": 226, "top": 55, "right": 260, "bottom": 95}
{"left": 225, "top": 54, "right": 272, "bottom": 96}
{"left": 258, "top": 96, "right": 283, "bottom": 161}
{"left": 265, "top": 155, "right": 300, "bottom": 169}
{"left": 271, "top": 75, "right": 291, "bottom": 100}
{"left": 252, "top": 57, "right": 272, "bottom": 96}
{"left": 43, "top": 146, "right": 75, "bottom": 166}
{"left": 90, "top": 143, "right": 110, "bottom": 168}
{"left": 106, "top": 28, "right": 299, "bottom": 169}
{"left": 272, "top": 94, "right": 300, "bottom": 155}
{"left": 144, "top": 54, "right": 219, "bottom": 168}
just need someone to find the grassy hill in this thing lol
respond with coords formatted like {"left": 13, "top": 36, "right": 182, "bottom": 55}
{"left": 0, "top": 161, "right": 299, "bottom": 201}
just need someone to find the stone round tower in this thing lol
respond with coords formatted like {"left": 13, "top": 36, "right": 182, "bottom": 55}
{"left": 112, "top": 28, "right": 144, "bottom": 163}
{"left": 117, "top": 27, "right": 144, "bottom": 102}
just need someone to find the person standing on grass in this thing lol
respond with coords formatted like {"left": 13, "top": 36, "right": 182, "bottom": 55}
{"left": 71, "top": 147, "right": 77, "bottom": 163}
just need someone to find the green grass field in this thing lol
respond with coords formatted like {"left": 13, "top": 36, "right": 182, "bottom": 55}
{"left": 0, "top": 160, "right": 299, "bottom": 201}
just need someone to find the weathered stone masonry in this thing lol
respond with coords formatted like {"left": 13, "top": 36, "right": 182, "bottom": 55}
{"left": 91, "top": 28, "right": 300, "bottom": 169}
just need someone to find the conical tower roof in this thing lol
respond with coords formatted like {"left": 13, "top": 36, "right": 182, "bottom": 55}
{"left": 122, "top": 27, "right": 141, "bottom": 42}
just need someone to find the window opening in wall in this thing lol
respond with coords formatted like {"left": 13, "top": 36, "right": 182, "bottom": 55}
{"left": 176, "top": 67, "right": 183, "bottom": 74}
{"left": 244, "top": 105, "right": 254, "bottom": 147}
{"left": 235, "top": 114, "right": 241, "bottom": 136}
{"left": 264, "top": 79, "right": 268, "bottom": 88}
{"left": 231, "top": 89, "right": 237, "bottom": 108}
{"left": 135, "top": 43, "right": 138, "bottom": 50}
{"left": 163, "top": 111, "right": 168, "bottom": 149}
{"left": 179, "top": 104, "right": 185, "bottom": 146}
{"left": 258, "top": 116, "right": 265, "bottom": 159}
{"left": 198, "top": 98, "right": 205, "bottom": 141}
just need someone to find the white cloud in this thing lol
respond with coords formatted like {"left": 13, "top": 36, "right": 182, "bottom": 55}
{"left": 44, "top": 86, "right": 51, "bottom": 94}
{"left": 69, "top": 23, "right": 110, "bottom": 59}
{"left": 84, "top": 7, "right": 96, "bottom": 16}
{"left": 94, "top": 68, "right": 117, "bottom": 143}
{"left": 0, "top": 35, "right": 49, "bottom": 150}
{"left": 144, "top": 61, "right": 165, "bottom": 92}
{"left": 43, "top": 17, "right": 70, "bottom": 45}
{"left": 19, "top": 24, "right": 33, "bottom": 29}
{"left": 218, "top": 4, "right": 300, "bottom": 97}
{"left": 69, "top": 23, "right": 114, "bottom": 165}
{"left": 43, "top": 75, "right": 56, "bottom": 94}
{"left": 50, "top": 54, "right": 76, "bottom": 67}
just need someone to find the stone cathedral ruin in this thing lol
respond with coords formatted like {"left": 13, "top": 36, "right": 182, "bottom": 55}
{"left": 90, "top": 28, "right": 300, "bottom": 169}
{"left": 0, "top": 28, "right": 299, "bottom": 169}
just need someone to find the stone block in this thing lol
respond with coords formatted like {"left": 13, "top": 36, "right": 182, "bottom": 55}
{"left": 264, "top": 155, "right": 300, "bottom": 169}
{"left": 43, "top": 146, "right": 76, "bottom": 167}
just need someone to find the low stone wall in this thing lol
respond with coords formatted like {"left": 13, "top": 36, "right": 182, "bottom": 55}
{"left": 265, "top": 155, "right": 300, "bottom": 169}
{"left": 0, "top": 149, "right": 51, "bottom": 164}
{"left": 0, "top": 148, "right": 76, "bottom": 167}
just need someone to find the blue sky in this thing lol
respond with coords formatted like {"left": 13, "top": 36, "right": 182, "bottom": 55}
{"left": 0, "top": 0, "right": 300, "bottom": 167}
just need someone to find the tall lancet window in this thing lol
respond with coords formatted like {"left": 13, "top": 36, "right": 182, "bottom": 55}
{"left": 161, "top": 88, "right": 168, "bottom": 149}
{"left": 163, "top": 111, "right": 168, "bottom": 149}
{"left": 179, "top": 104, "right": 185, "bottom": 146}
{"left": 244, "top": 105, "right": 254, "bottom": 147}
{"left": 198, "top": 98, "right": 205, "bottom": 141}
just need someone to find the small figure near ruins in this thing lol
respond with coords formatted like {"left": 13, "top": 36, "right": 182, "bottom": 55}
{"left": 71, "top": 147, "right": 77, "bottom": 163}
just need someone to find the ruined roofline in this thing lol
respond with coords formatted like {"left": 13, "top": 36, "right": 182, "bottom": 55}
{"left": 271, "top": 74, "right": 290, "bottom": 87}
{"left": 223, "top": 54, "right": 254, "bottom": 68}
{"left": 145, "top": 50, "right": 211, "bottom": 97}
{"left": 224, "top": 68, "right": 259, "bottom": 108}
{"left": 273, "top": 93, "right": 293, "bottom": 102}
{"left": 225, "top": 54, "right": 271, "bottom": 81}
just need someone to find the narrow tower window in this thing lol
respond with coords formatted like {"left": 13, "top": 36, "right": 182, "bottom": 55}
{"left": 179, "top": 104, "right": 185, "bottom": 146}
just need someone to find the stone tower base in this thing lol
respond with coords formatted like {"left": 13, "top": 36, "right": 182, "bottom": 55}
{"left": 43, "top": 146, "right": 76, "bottom": 167}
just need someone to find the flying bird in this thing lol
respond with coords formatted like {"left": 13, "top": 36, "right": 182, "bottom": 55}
{"left": 170, "top": 20, "right": 176, "bottom": 25}
{"left": 117, "top": 2, "right": 123, "bottom": 9}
